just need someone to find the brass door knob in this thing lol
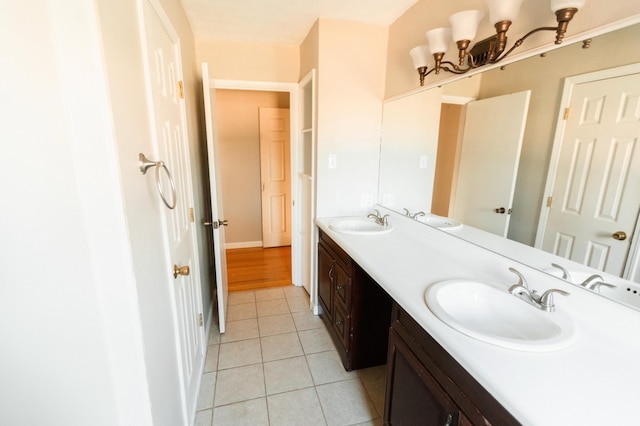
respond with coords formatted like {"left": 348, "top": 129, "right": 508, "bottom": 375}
{"left": 612, "top": 231, "right": 627, "bottom": 241}
{"left": 173, "top": 264, "right": 190, "bottom": 279}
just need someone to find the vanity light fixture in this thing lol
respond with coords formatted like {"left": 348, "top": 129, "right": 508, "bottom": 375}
{"left": 410, "top": 0, "right": 586, "bottom": 85}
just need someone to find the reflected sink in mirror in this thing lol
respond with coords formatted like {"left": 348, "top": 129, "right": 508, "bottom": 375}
{"left": 415, "top": 213, "right": 462, "bottom": 230}
{"left": 329, "top": 217, "right": 393, "bottom": 235}
{"left": 425, "top": 280, "right": 577, "bottom": 351}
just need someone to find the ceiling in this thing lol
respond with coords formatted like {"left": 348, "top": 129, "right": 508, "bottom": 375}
{"left": 180, "top": 0, "right": 419, "bottom": 45}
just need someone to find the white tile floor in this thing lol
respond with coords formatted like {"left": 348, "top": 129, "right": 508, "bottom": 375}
{"left": 195, "top": 286, "right": 386, "bottom": 426}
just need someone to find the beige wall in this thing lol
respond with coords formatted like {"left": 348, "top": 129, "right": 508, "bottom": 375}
{"left": 314, "top": 18, "right": 389, "bottom": 217}
{"left": 385, "top": 0, "right": 640, "bottom": 98}
{"left": 433, "top": 103, "right": 463, "bottom": 216}
{"left": 197, "top": 39, "right": 300, "bottom": 82}
{"left": 300, "top": 20, "right": 320, "bottom": 81}
{"left": 477, "top": 24, "right": 640, "bottom": 245}
{"left": 215, "top": 90, "right": 290, "bottom": 245}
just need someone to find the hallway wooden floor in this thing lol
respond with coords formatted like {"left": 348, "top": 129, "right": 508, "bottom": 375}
{"left": 226, "top": 246, "right": 292, "bottom": 292}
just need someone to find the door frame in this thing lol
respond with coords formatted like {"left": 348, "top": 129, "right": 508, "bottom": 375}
{"left": 535, "top": 63, "right": 640, "bottom": 281}
{"left": 210, "top": 79, "right": 301, "bottom": 286}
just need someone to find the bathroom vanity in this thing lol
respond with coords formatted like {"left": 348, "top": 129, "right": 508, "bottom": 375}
{"left": 317, "top": 229, "right": 392, "bottom": 370}
{"left": 316, "top": 208, "right": 640, "bottom": 424}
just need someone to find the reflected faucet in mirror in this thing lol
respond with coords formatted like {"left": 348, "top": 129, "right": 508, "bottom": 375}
{"left": 403, "top": 208, "right": 425, "bottom": 219}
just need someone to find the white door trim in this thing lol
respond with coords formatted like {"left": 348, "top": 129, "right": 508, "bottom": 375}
{"left": 210, "top": 78, "right": 301, "bottom": 286}
{"left": 535, "top": 62, "right": 640, "bottom": 281}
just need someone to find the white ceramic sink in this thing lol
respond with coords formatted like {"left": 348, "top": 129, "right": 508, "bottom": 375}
{"left": 425, "top": 280, "right": 577, "bottom": 351}
{"left": 416, "top": 213, "right": 462, "bottom": 230}
{"left": 329, "top": 217, "right": 393, "bottom": 235}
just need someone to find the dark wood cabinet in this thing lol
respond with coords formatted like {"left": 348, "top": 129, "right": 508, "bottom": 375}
{"left": 317, "top": 229, "right": 392, "bottom": 371}
{"left": 384, "top": 303, "right": 519, "bottom": 425}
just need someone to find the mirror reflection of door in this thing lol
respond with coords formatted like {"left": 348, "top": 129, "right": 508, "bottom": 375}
{"left": 539, "top": 70, "right": 640, "bottom": 276}
{"left": 450, "top": 91, "right": 531, "bottom": 237}
{"left": 259, "top": 107, "right": 292, "bottom": 247}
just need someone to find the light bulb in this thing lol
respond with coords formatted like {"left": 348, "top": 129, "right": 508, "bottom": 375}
{"left": 409, "top": 45, "right": 431, "bottom": 69}
{"left": 425, "top": 27, "right": 452, "bottom": 54}
{"left": 449, "top": 10, "right": 485, "bottom": 42}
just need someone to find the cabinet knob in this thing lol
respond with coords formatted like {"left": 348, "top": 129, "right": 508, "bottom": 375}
{"left": 444, "top": 413, "right": 454, "bottom": 426}
{"left": 336, "top": 284, "right": 344, "bottom": 291}
{"left": 335, "top": 320, "right": 344, "bottom": 326}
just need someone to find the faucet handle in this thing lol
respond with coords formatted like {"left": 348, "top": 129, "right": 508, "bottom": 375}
{"left": 590, "top": 281, "right": 616, "bottom": 293}
{"left": 550, "top": 263, "right": 572, "bottom": 281}
{"left": 539, "top": 289, "right": 569, "bottom": 312}
{"left": 508, "top": 267, "right": 528, "bottom": 289}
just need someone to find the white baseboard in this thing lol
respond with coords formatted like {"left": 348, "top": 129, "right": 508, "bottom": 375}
{"left": 225, "top": 241, "right": 263, "bottom": 249}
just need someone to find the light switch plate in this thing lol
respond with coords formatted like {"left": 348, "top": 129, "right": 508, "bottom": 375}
{"left": 361, "top": 194, "right": 374, "bottom": 207}
{"left": 328, "top": 154, "right": 337, "bottom": 169}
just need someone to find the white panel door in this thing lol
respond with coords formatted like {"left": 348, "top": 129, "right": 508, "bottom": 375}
{"left": 201, "top": 63, "right": 229, "bottom": 333}
{"left": 453, "top": 91, "right": 531, "bottom": 237}
{"left": 259, "top": 107, "right": 291, "bottom": 248}
{"left": 139, "top": 0, "right": 204, "bottom": 422}
{"left": 541, "top": 72, "right": 640, "bottom": 276}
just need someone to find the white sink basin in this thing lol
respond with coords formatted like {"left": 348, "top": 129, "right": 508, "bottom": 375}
{"left": 425, "top": 280, "right": 577, "bottom": 351}
{"left": 329, "top": 217, "right": 393, "bottom": 235}
{"left": 416, "top": 213, "right": 462, "bottom": 230}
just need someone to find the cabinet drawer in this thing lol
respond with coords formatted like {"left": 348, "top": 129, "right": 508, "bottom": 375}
{"left": 319, "top": 229, "right": 352, "bottom": 271}
{"left": 332, "top": 302, "right": 351, "bottom": 352}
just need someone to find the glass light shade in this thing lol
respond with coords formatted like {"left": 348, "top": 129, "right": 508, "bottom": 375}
{"left": 409, "top": 45, "right": 431, "bottom": 69}
{"left": 486, "top": 0, "right": 524, "bottom": 24}
{"left": 550, "top": 0, "right": 586, "bottom": 11}
{"left": 449, "top": 10, "right": 485, "bottom": 42}
{"left": 425, "top": 27, "right": 452, "bottom": 54}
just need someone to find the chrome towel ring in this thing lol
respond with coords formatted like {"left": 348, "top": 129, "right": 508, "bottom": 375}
{"left": 138, "top": 153, "right": 177, "bottom": 210}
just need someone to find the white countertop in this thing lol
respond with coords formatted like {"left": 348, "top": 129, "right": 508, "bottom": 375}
{"left": 316, "top": 208, "right": 640, "bottom": 425}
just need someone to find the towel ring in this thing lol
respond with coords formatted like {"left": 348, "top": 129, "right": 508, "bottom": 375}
{"left": 138, "top": 153, "right": 177, "bottom": 210}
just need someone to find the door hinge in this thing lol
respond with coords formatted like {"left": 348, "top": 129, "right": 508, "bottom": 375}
{"left": 189, "top": 207, "right": 195, "bottom": 223}
{"left": 563, "top": 107, "right": 571, "bottom": 121}
{"left": 198, "top": 313, "right": 203, "bottom": 327}
{"left": 178, "top": 80, "right": 184, "bottom": 99}
{"left": 547, "top": 196, "right": 554, "bottom": 207}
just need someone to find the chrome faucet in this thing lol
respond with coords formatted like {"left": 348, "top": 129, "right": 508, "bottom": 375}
{"left": 579, "top": 274, "right": 616, "bottom": 292}
{"left": 367, "top": 209, "right": 389, "bottom": 226}
{"left": 403, "top": 208, "right": 425, "bottom": 219}
{"left": 508, "top": 267, "right": 569, "bottom": 312}
{"left": 550, "top": 263, "right": 572, "bottom": 281}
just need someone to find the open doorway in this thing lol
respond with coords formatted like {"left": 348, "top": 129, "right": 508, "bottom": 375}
{"left": 214, "top": 88, "right": 293, "bottom": 292}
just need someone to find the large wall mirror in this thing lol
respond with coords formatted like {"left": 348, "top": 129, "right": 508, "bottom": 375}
{"left": 378, "top": 22, "right": 640, "bottom": 310}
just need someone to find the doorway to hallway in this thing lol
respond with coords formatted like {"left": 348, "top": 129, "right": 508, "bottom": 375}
{"left": 226, "top": 246, "right": 292, "bottom": 292}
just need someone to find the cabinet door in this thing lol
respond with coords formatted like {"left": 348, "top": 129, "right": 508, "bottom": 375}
{"left": 317, "top": 243, "right": 334, "bottom": 317}
{"left": 331, "top": 301, "right": 351, "bottom": 353}
{"left": 333, "top": 262, "right": 351, "bottom": 309}
{"left": 385, "top": 329, "right": 469, "bottom": 426}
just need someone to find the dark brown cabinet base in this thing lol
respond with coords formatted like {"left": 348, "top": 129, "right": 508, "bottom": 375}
{"left": 316, "top": 229, "right": 519, "bottom": 424}
{"left": 317, "top": 229, "right": 393, "bottom": 371}
{"left": 384, "top": 303, "right": 520, "bottom": 425}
